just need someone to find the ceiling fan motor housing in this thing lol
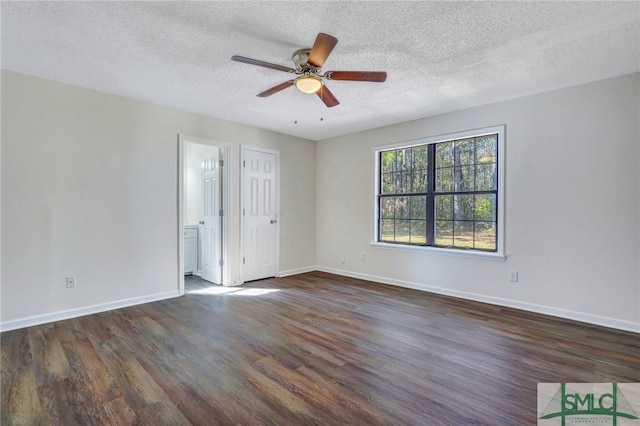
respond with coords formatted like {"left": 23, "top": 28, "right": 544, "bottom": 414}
{"left": 292, "top": 48, "right": 315, "bottom": 72}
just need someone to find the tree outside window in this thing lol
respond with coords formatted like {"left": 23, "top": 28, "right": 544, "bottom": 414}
{"left": 377, "top": 132, "right": 499, "bottom": 252}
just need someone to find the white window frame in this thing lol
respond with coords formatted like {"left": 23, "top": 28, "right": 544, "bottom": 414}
{"left": 371, "top": 125, "right": 506, "bottom": 261}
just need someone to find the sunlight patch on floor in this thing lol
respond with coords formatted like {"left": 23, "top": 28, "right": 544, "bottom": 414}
{"left": 188, "top": 286, "right": 280, "bottom": 296}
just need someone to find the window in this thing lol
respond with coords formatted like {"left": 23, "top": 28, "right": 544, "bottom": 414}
{"left": 375, "top": 126, "right": 504, "bottom": 256}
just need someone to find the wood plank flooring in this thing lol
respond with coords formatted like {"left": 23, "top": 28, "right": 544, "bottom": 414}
{"left": 2, "top": 271, "right": 639, "bottom": 425}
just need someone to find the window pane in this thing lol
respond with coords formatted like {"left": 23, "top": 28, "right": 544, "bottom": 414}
{"left": 380, "top": 197, "right": 395, "bottom": 219}
{"left": 412, "top": 145, "right": 428, "bottom": 170}
{"left": 475, "top": 163, "right": 496, "bottom": 191}
{"left": 476, "top": 135, "right": 497, "bottom": 164}
{"left": 380, "top": 219, "right": 395, "bottom": 242}
{"left": 474, "top": 221, "right": 496, "bottom": 250}
{"left": 453, "top": 221, "right": 474, "bottom": 248}
{"left": 453, "top": 166, "right": 474, "bottom": 191}
{"left": 397, "top": 148, "right": 411, "bottom": 172}
{"left": 436, "top": 168, "right": 453, "bottom": 192}
{"left": 378, "top": 129, "right": 499, "bottom": 252}
{"left": 454, "top": 195, "right": 474, "bottom": 221}
{"left": 435, "top": 195, "right": 453, "bottom": 220}
{"left": 381, "top": 150, "right": 397, "bottom": 173}
{"left": 412, "top": 170, "right": 427, "bottom": 193}
{"left": 436, "top": 142, "right": 454, "bottom": 167}
{"left": 411, "top": 196, "right": 427, "bottom": 219}
{"left": 382, "top": 173, "right": 395, "bottom": 194}
{"left": 474, "top": 194, "right": 496, "bottom": 221}
{"left": 398, "top": 172, "right": 411, "bottom": 194}
{"left": 455, "top": 138, "right": 475, "bottom": 165}
{"left": 396, "top": 197, "right": 410, "bottom": 218}
{"left": 435, "top": 220, "right": 453, "bottom": 247}
{"left": 410, "top": 220, "right": 426, "bottom": 244}
{"left": 395, "top": 220, "right": 411, "bottom": 243}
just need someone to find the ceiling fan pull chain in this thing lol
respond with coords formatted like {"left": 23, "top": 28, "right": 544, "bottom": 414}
{"left": 319, "top": 86, "right": 324, "bottom": 122}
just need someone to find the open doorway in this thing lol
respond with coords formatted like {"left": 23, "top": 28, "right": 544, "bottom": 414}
{"left": 178, "top": 136, "right": 230, "bottom": 294}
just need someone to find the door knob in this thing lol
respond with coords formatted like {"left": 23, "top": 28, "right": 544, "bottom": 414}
{"left": 270, "top": 219, "right": 277, "bottom": 224}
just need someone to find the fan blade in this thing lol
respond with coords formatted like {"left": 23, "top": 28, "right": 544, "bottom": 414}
{"left": 324, "top": 71, "right": 387, "bottom": 82}
{"left": 231, "top": 55, "right": 295, "bottom": 73}
{"left": 257, "top": 80, "right": 295, "bottom": 97}
{"left": 307, "top": 33, "right": 338, "bottom": 68}
{"left": 316, "top": 85, "right": 340, "bottom": 108}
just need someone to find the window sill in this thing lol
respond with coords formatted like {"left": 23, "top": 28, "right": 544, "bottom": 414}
{"left": 370, "top": 242, "right": 506, "bottom": 261}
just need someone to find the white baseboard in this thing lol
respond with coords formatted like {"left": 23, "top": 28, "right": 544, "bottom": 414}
{"left": 277, "top": 265, "right": 317, "bottom": 278}
{"left": 4, "top": 268, "right": 637, "bottom": 335}
{"left": 316, "top": 266, "right": 640, "bottom": 334}
{"left": 0, "top": 290, "right": 180, "bottom": 332}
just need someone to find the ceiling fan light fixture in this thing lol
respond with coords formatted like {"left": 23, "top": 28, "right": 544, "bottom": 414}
{"left": 295, "top": 75, "right": 323, "bottom": 94}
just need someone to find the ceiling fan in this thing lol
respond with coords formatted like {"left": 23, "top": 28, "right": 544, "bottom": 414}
{"left": 231, "top": 33, "right": 387, "bottom": 108}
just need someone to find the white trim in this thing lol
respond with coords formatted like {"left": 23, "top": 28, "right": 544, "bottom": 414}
{"left": 177, "top": 136, "right": 186, "bottom": 294}
{"left": 496, "top": 125, "right": 506, "bottom": 256}
{"left": 0, "top": 290, "right": 180, "bottom": 332}
{"left": 4, "top": 267, "right": 636, "bottom": 334}
{"left": 370, "top": 242, "right": 506, "bottom": 261}
{"left": 373, "top": 125, "right": 506, "bottom": 151}
{"left": 277, "top": 266, "right": 317, "bottom": 277}
{"left": 315, "top": 266, "right": 640, "bottom": 334}
{"left": 372, "top": 125, "right": 506, "bottom": 259}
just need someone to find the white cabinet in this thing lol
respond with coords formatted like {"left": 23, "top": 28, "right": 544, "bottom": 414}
{"left": 184, "top": 226, "right": 198, "bottom": 275}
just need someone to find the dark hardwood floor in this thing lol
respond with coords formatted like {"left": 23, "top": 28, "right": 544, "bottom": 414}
{"left": 2, "top": 271, "right": 639, "bottom": 425}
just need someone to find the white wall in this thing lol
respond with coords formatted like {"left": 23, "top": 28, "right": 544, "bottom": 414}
{"left": 2, "top": 69, "right": 637, "bottom": 333}
{"left": 316, "top": 73, "right": 640, "bottom": 332}
{"left": 1, "top": 70, "right": 316, "bottom": 328}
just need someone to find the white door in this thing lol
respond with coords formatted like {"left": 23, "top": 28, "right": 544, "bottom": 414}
{"left": 243, "top": 148, "right": 278, "bottom": 281}
{"left": 201, "top": 152, "right": 222, "bottom": 284}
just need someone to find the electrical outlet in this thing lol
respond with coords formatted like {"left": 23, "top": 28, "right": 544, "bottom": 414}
{"left": 340, "top": 257, "right": 345, "bottom": 264}
{"left": 509, "top": 271, "right": 519, "bottom": 282}
{"left": 361, "top": 253, "right": 367, "bottom": 261}
{"left": 66, "top": 276, "right": 76, "bottom": 288}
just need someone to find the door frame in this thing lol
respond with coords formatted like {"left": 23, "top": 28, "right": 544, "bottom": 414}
{"left": 178, "top": 135, "right": 231, "bottom": 294}
{"left": 240, "top": 145, "right": 280, "bottom": 282}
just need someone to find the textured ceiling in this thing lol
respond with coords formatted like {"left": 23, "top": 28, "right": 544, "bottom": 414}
{"left": 2, "top": 1, "right": 639, "bottom": 141}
